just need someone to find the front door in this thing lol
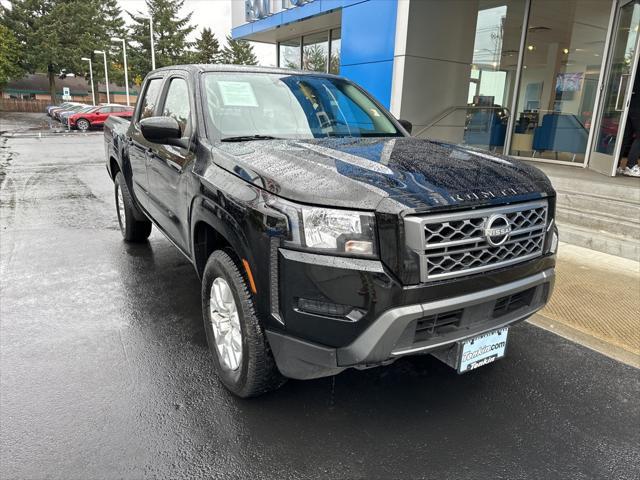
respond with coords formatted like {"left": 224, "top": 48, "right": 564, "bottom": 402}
{"left": 146, "top": 75, "right": 195, "bottom": 253}
{"left": 590, "top": 0, "right": 640, "bottom": 175}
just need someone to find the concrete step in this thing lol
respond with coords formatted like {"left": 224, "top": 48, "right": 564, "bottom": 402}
{"left": 556, "top": 206, "right": 640, "bottom": 239}
{"left": 556, "top": 222, "right": 640, "bottom": 261}
{"left": 556, "top": 190, "right": 640, "bottom": 221}
{"left": 546, "top": 173, "right": 640, "bottom": 205}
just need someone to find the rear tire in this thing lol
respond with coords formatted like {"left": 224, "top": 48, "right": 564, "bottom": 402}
{"left": 202, "top": 249, "right": 285, "bottom": 398}
{"left": 76, "top": 118, "right": 90, "bottom": 131}
{"left": 114, "top": 172, "right": 151, "bottom": 242}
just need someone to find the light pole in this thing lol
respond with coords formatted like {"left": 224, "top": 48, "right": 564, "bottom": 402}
{"left": 80, "top": 57, "right": 96, "bottom": 106}
{"left": 94, "top": 50, "right": 110, "bottom": 103}
{"left": 111, "top": 37, "right": 130, "bottom": 106}
{"left": 141, "top": 15, "right": 156, "bottom": 70}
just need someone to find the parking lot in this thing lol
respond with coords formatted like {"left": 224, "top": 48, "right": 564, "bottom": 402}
{"left": 1, "top": 115, "right": 639, "bottom": 479}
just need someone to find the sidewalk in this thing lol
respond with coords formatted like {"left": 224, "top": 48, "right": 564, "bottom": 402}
{"left": 530, "top": 242, "right": 640, "bottom": 367}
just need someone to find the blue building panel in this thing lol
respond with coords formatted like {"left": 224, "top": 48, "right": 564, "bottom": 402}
{"left": 341, "top": 0, "right": 397, "bottom": 66}
{"left": 232, "top": 22, "right": 254, "bottom": 39}
{"left": 231, "top": 0, "right": 398, "bottom": 108}
{"left": 281, "top": 1, "right": 323, "bottom": 23}
{"left": 340, "top": 60, "right": 394, "bottom": 108}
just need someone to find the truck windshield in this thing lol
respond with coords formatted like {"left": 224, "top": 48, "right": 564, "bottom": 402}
{"left": 202, "top": 72, "right": 402, "bottom": 140}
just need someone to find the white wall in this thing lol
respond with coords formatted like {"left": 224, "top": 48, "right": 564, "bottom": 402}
{"left": 393, "top": 0, "right": 480, "bottom": 142}
{"left": 231, "top": 0, "right": 247, "bottom": 29}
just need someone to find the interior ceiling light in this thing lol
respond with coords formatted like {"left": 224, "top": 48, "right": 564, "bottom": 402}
{"left": 527, "top": 45, "right": 536, "bottom": 51}
{"left": 563, "top": 48, "right": 570, "bottom": 54}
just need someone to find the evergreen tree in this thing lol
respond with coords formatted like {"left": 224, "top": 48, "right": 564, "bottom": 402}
{"left": 221, "top": 36, "right": 258, "bottom": 66}
{"left": 191, "top": 27, "right": 222, "bottom": 64}
{"left": 302, "top": 45, "right": 327, "bottom": 72}
{"left": 0, "top": 0, "right": 126, "bottom": 102}
{"left": 0, "top": 25, "right": 24, "bottom": 89}
{"left": 101, "top": 0, "right": 127, "bottom": 87}
{"left": 127, "top": 0, "right": 195, "bottom": 81}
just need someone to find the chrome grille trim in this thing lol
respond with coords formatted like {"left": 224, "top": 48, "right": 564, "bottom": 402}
{"left": 405, "top": 200, "right": 548, "bottom": 282}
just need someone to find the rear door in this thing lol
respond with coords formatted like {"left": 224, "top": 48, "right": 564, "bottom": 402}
{"left": 128, "top": 76, "right": 165, "bottom": 211}
{"left": 146, "top": 72, "right": 196, "bottom": 252}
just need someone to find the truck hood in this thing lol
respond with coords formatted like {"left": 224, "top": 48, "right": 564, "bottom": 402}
{"left": 213, "top": 137, "right": 554, "bottom": 213}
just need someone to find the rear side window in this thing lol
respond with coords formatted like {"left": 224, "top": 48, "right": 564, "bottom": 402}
{"left": 139, "top": 78, "right": 163, "bottom": 120}
{"left": 162, "top": 78, "right": 191, "bottom": 137}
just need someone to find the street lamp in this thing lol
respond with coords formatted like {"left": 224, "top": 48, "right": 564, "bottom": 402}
{"left": 141, "top": 15, "right": 156, "bottom": 70}
{"left": 80, "top": 57, "right": 96, "bottom": 106}
{"left": 111, "top": 37, "right": 130, "bottom": 106}
{"left": 94, "top": 50, "right": 110, "bottom": 103}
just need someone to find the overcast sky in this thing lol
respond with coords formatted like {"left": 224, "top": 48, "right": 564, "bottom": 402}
{"left": 117, "top": 0, "right": 277, "bottom": 66}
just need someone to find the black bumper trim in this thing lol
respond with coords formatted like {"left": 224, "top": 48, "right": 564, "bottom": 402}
{"left": 266, "top": 268, "right": 555, "bottom": 380}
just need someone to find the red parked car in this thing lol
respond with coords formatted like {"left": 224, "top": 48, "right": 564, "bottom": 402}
{"left": 68, "top": 104, "right": 134, "bottom": 131}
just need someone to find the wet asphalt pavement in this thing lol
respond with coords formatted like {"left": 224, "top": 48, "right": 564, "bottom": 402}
{"left": 1, "top": 124, "right": 639, "bottom": 479}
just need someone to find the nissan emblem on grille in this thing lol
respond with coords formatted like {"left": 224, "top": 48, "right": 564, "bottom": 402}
{"left": 403, "top": 200, "right": 548, "bottom": 282}
{"left": 484, "top": 214, "right": 512, "bottom": 246}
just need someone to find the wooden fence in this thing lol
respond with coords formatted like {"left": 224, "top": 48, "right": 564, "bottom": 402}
{"left": 0, "top": 98, "right": 52, "bottom": 112}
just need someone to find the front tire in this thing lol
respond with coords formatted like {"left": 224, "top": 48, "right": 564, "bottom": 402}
{"left": 202, "top": 250, "right": 285, "bottom": 398}
{"left": 114, "top": 172, "right": 152, "bottom": 242}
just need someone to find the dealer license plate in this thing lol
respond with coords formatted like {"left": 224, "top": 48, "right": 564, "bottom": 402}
{"left": 458, "top": 328, "right": 508, "bottom": 373}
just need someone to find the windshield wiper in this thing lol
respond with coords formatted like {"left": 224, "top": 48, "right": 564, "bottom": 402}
{"left": 220, "top": 135, "right": 281, "bottom": 142}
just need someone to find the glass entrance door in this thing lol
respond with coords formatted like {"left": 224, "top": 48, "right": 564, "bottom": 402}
{"left": 590, "top": 0, "right": 640, "bottom": 175}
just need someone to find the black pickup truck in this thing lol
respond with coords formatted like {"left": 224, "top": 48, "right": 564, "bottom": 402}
{"left": 105, "top": 65, "right": 558, "bottom": 397}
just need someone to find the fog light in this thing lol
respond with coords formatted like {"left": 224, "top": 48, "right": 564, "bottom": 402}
{"left": 297, "top": 298, "right": 364, "bottom": 321}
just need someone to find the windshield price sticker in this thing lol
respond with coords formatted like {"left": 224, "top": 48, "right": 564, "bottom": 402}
{"left": 218, "top": 81, "right": 259, "bottom": 107}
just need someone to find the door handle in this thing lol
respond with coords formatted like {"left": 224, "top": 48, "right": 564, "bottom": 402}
{"left": 615, "top": 74, "right": 630, "bottom": 112}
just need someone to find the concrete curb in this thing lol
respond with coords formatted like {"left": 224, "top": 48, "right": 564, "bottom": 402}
{"left": 528, "top": 314, "right": 640, "bottom": 369}
{"left": 0, "top": 130, "right": 103, "bottom": 138}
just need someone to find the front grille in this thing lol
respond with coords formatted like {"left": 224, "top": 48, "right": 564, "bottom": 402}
{"left": 405, "top": 200, "right": 548, "bottom": 281}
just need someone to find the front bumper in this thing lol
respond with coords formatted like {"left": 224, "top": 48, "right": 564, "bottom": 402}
{"left": 267, "top": 266, "right": 554, "bottom": 380}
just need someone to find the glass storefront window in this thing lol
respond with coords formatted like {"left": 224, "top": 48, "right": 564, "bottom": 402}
{"left": 455, "top": 1, "right": 525, "bottom": 152}
{"left": 278, "top": 28, "right": 340, "bottom": 74}
{"left": 330, "top": 28, "right": 341, "bottom": 74}
{"left": 591, "top": 1, "right": 640, "bottom": 168}
{"left": 509, "top": 0, "right": 610, "bottom": 162}
{"left": 303, "top": 32, "right": 329, "bottom": 72}
{"left": 279, "top": 38, "right": 301, "bottom": 69}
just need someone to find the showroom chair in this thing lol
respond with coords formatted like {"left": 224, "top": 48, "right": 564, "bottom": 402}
{"left": 532, "top": 113, "right": 588, "bottom": 161}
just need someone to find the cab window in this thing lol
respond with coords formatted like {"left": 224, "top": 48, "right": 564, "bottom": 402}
{"left": 161, "top": 78, "right": 191, "bottom": 137}
{"left": 139, "top": 78, "right": 163, "bottom": 121}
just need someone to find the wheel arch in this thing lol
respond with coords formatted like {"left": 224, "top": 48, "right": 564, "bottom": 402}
{"left": 190, "top": 196, "right": 253, "bottom": 280}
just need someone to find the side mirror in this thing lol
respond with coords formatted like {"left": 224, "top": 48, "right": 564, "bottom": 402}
{"left": 140, "top": 116, "right": 182, "bottom": 144}
{"left": 398, "top": 119, "right": 413, "bottom": 134}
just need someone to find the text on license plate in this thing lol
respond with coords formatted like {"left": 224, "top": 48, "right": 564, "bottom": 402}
{"left": 458, "top": 328, "right": 508, "bottom": 373}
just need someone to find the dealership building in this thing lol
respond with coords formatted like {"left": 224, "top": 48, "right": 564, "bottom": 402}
{"left": 232, "top": 0, "right": 640, "bottom": 178}
{"left": 231, "top": 0, "right": 640, "bottom": 260}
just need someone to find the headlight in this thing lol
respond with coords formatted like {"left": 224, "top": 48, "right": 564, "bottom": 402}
{"left": 301, "top": 207, "right": 376, "bottom": 256}
{"left": 270, "top": 197, "right": 377, "bottom": 257}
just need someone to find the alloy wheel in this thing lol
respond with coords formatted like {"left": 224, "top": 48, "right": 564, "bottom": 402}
{"left": 116, "top": 184, "right": 126, "bottom": 234}
{"left": 209, "top": 277, "right": 243, "bottom": 371}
